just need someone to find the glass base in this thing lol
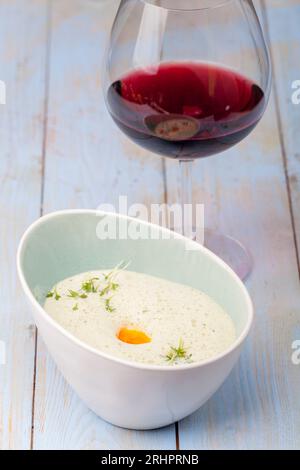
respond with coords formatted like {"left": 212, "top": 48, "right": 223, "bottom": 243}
{"left": 203, "top": 230, "right": 252, "bottom": 281}
{"left": 171, "top": 227, "right": 252, "bottom": 281}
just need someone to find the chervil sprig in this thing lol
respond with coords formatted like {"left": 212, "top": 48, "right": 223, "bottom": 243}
{"left": 103, "top": 261, "right": 130, "bottom": 282}
{"left": 68, "top": 290, "right": 79, "bottom": 298}
{"left": 98, "top": 261, "right": 130, "bottom": 312}
{"left": 105, "top": 297, "right": 115, "bottom": 313}
{"left": 45, "top": 261, "right": 130, "bottom": 314}
{"left": 68, "top": 289, "right": 87, "bottom": 299}
{"left": 81, "top": 277, "right": 99, "bottom": 293}
{"left": 46, "top": 287, "right": 61, "bottom": 301}
{"left": 165, "top": 339, "right": 192, "bottom": 364}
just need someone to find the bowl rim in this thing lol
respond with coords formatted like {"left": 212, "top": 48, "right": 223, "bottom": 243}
{"left": 17, "top": 209, "right": 254, "bottom": 372}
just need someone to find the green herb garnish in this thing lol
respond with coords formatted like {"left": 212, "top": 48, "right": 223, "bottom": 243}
{"left": 46, "top": 261, "right": 130, "bottom": 314}
{"left": 46, "top": 288, "right": 61, "bottom": 301}
{"left": 104, "top": 261, "right": 130, "bottom": 281}
{"left": 105, "top": 297, "right": 115, "bottom": 313}
{"left": 99, "top": 284, "right": 111, "bottom": 297}
{"left": 98, "top": 261, "right": 129, "bottom": 310}
{"left": 81, "top": 277, "right": 99, "bottom": 293}
{"left": 54, "top": 289, "right": 61, "bottom": 301}
{"left": 68, "top": 289, "right": 87, "bottom": 300}
{"left": 68, "top": 289, "right": 79, "bottom": 298}
{"left": 165, "top": 339, "right": 192, "bottom": 364}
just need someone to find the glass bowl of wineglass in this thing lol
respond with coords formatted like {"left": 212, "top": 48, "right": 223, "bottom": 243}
{"left": 103, "top": 0, "right": 271, "bottom": 280}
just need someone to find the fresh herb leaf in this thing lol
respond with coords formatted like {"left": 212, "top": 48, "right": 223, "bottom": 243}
{"left": 47, "top": 262, "right": 130, "bottom": 312}
{"left": 99, "top": 284, "right": 111, "bottom": 297}
{"left": 105, "top": 297, "right": 115, "bottom": 313}
{"left": 165, "top": 339, "right": 192, "bottom": 364}
{"left": 98, "top": 262, "right": 128, "bottom": 303}
{"left": 68, "top": 289, "right": 79, "bottom": 298}
{"left": 81, "top": 277, "right": 99, "bottom": 293}
{"left": 46, "top": 287, "right": 60, "bottom": 300}
{"left": 55, "top": 291, "right": 61, "bottom": 301}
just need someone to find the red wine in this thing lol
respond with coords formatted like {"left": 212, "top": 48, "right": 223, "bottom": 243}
{"left": 107, "top": 62, "right": 265, "bottom": 160}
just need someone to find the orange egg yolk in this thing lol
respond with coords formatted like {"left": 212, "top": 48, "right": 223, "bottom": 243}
{"left": 117, "top": 327, "right": 151, "bottom": 345}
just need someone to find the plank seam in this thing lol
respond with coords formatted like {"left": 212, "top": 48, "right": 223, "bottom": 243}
{"left": 260, "top": 0, "right": 300, "bottom": 279}
{"left": 162, "top": 158, "right": 179, "bottom": 449}
{"left": 39, "top": 0, "right": 52, "bottom": 216}
{"left": 30, "top": 0, "right": 53, "bottom": 450}
{"left": 175, "top": 422, "right": 180, "bottom": 450}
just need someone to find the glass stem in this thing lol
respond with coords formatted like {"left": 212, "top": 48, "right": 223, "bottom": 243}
{"left": 179, "top": 159, "right": 194, "bottom": 237}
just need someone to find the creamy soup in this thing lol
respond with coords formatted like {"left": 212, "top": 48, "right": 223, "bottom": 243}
{"left": 44, "top": 268, "right": 236, "bottom": 366}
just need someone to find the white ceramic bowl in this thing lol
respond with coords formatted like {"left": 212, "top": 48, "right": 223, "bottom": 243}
{"left": 17, "top": 210, "right": 253, "bottom": 430}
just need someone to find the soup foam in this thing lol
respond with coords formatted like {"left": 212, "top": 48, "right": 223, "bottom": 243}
{"left": 44, "top": 270, "right": 236, "bottom": 366}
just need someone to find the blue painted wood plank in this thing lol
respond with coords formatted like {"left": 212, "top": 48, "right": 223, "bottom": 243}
{"left": 32, "top": 0, "right": 175, "bottom": 450}
{"left": 164, "top": 0, "right": 300, "bottom": 450}
{"left": 7, "top": 0, "right": 298, "bottom": 450}
{"left": 0, "top": 0, "right": 48, "bottom": 449}
{"left": 262, "top": 0, "right": 300, "bottom": 251}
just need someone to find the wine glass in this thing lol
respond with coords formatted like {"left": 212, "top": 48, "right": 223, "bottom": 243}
{"left": 103, "top": 0, "right": 271, "bottom": 279}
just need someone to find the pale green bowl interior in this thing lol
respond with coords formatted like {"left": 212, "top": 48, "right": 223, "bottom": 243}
{"left": 20, "top": 212, "right": 250, "bottom": 336}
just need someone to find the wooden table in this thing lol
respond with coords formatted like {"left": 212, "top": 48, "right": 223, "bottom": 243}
{"left": 1, "top": 0, "right": 299, "bottom": 450}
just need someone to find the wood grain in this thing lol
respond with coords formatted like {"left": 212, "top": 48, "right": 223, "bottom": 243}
{"left": 170, "top": 0, "right": 300, "bottom": 450}
{"left": 261, "top": 0, "right": 300, "bottom": 265}
{"left": 32, "top": 0, "right": 175, "bottom": 450}
{"left": 1, "top": 0, "right": 300, "bottom": 450}
{"left": 0, "top": 0, "right": 48, "bottom": 450}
